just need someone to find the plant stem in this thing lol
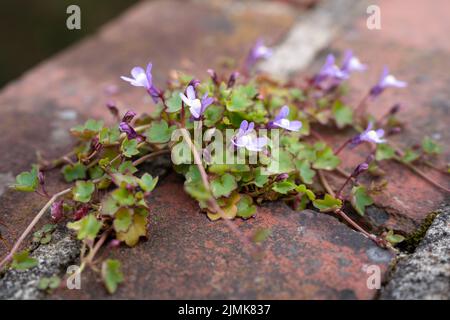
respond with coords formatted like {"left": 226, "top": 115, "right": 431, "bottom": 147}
{"left": 354, "top": 93, "right": 369, "bottom": 116}
{"left": 318, "top": 170, "right": 335, "bottom": 197}
{"left": 394, "top": 158, "right": 450, "bottom": 194}
{"left": 336, "top": 175, "right": 353, "bottom": 200}
{"left": 0, "top": 188, "right": 72, "bottom": 269}
{"left": 334, "top": 139, "right": 351, "bottom": 155}
{"left": 423, "top": 160, "right": 449, "bottom": 175}
{"left": 132, "top": 149, "right": 171, "bottom": 166}
{"left": 85, "top": 229, "right": 111, "bottom": 265}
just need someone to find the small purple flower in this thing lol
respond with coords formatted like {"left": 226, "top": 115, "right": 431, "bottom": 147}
{"left": 276, "top": 173, "right": 289, "bottom": 181}
{"left": 108, "top": 239, "right": 121, "bottom": 249}
{"left": 245, "top": 39, "right": 273, "bottom": 70}
{"left": 227, "top": 71, "right": 239, "bottom": 88}
{"left": 207, "top": 69, "right": 219, "bottom": 85}
{"left": 389, "top": 103, "right": 401, "bottom": 115}
{"left": 341, "top": 50, "right": 367, "bottom": 74}
{"left": 121, "top": 110, "right": 137, "bottom": 123}
{"left": 179, "top": 85, "right": 213, "bottom": 120}
{"left": 38, "top": 170, "right": 45, "bottom": 186}
{"left": 51, "top": 200, "right": 64, "bottom": 222}
{"left": 369, "top": 66, "right": 407, "bottom": 98}
{"left": 269, "top": 105, "right": 302, "bottom": 132}
{"left": 232, "top": 120, "right": 268, "bottom": 152}
{"left": 351, "top": 163, "right": 369, "bottom": 177}
{"left": 351, "top": 122, "right": 386, "bottom": 146}
{"left": 313, "top": 54, "right": 348, "bottom": 85}
{"left": 121, "top": 63, "right": 152, "bottom": 89}
{"left": 121, "top": 62, "right": 160, "bottom": 103}
{"left": 119, "top": 122, "right": 140, "bottom": 140}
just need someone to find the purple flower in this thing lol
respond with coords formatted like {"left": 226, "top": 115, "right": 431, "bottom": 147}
{"left": 341, "top": 50, "right": 367, "bottom": 74}
{"left": 121, "top": 62, "right": 160, "bottom": 103}
{"left": 207, "top": 69, "right": 219, "bottom": 85}
{"left": 108, "top": 239, "right": 121, "bottom": 249}
{"left": 351, "top": 122, "right": 386, "bottom": 146}
{"left": 269, "top": 105, "right": 302, "bottom": 131}
{"left": 51, "top": 200, "right": 64, "bottom": 222}
{"left": 121, "top": 110, "right": 137, "bottom": 123}
{"left": 119, "top": 122, "right": 140, "bottom": 140}
{"left": 276, "top": 173, "right": 289, "bottom": 181}
{"left": 179, "top": 85, "right": 213, "bottom": 119}
{"left": 232, "top": 120, "right": 268, "bottom": 152}
{"left": 227, "top": 71, "right": 239, "bottom": 88}
{"left": 121, "top": 63, "right": 152, "bottom": 89}
{"left": 313, "top": 54, "right": 348, "bottom": 85}
{"left": 370, "top": 66, "right": 407, "bottom": 98}
{"left": 245, "top": 39, "right": 273, "bottom": 70}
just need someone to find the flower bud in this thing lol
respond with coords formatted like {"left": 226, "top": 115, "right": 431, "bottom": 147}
{"left": 121, "top": 110, "right": 137, "bottom": 124}
{"left": 51, "top": 200, "right": 64, "bottom": 222}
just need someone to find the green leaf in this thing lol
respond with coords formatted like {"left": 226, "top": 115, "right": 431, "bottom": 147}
{"left": 313, "top": 194, "right": 342, "bottom": 212}
{"left": 332, "top": 101, "right": 353, "bottom": 128}
{"left": 254, "top": 168, "right": 269, "bottom": 187}
{"left": 38, "top": 276, "right": 60, "bottom": 290}
{"left": 313, "top": 147, "right": 341, "bottom": 170}
{"left": 88, "top": 165, "right": 104, "bottom": 180}
{"left": 138, "top": 173, "right": 158, "bottom": 192}
{"left": 203, "top": 105, "right": 224, "bottom": 127}
{"left": 113, "top": 208, "right": 132, "bottom": 232}
{"left": 112, "top": 187, "right": 135, "bottom": 206}
{"left": 295, "top": 184, "right": 316, "bottom": 200}
{"left": 272, "top": 181, "right": 296, "bottom": 194}
{"left": 70, "top": 119, "right": 104, "bottom": 140}
{"left": 266, "top": 150, "right": 295, "bottom": 174}
{"left": 116, "top": 214, "right": 147, "bottom": 246}
{"left": 210, "top": 173, "right": 237, "bottom": 198}
{"left": 166, "top": 91, "right": 182, "bottom": 113}
{"left": 117, "top": 161, "right": 138, "bottom": 175}
{"left": 111, "top": 173, "right": 140, "bottom": 188}
{"left": 226, "top": 85, "right": 256, "bottom": 112}
{"left": 422, "top": 136, "right": 442, "bottom": 155}
{"left": 72, "top": 180, "right": 95, "bottom": 203}
{"left": 375, "top": 144, "right": 396, "bottom": 161}
{"left": 11, "top": 250, "right": 38, "bottom": 270}
{"left": 100, "top": 195, "right": 120, "bottom": 216}
{"left": 401, "top": 149, "right": 420, "bottom": 163}
{"left": 121, "top": 138, "right": 140, "bottom": 158}
{"left": 102, "top": 259, "right": 124, "bottom": 294}
{"left": 62, "top": 163, "right": 87, "bottom": 182}
{"left": 236, "top": 194, "right": 256, "bottom": 219}
{"left": 144, "top": 120, "right": 175, "bottom": 144}
{"left": 385, "top": 230, "right": 405, "bottom": 245}
{"left": 13, "top": 165, "right": 39, "bottom": 192}
{"left": 295, "top": 159, "right": 315, "bottom": 184}
{"left": 184, "top": 182, "right": 211, "bottom": 201}
{"left": 67, "top": 214, "right": 102, "bottom": 240}
{"left": 99, "top": 127, "right": 120, "bottom": 144}
{"left": 350, "top": 185, "right": 374, "bottom": 216}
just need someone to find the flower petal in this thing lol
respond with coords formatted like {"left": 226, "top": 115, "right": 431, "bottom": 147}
{"left": 186, "top": 85, "right": 196, "bottom": 100}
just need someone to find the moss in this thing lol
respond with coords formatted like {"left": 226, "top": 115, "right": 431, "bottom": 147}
{"left": 399, "top": 211, "right": 438, "bottom": 253}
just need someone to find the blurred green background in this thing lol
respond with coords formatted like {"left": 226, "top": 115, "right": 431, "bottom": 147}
{"left": 0, "top": 0, "right": 140, "bottom": 89}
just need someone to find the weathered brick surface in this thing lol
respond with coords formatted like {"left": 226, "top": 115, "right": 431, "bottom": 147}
{"left": 305, "top": 0, "right": 450, "bottom": 234}
{"left": 55, "top": 173, "right": 393, "bottom": 299}
{"left": 4, "top": 0, "right": 440, "bottom": 299}
{"left": 0, "top": 0, "right": 296, "bottom": 256}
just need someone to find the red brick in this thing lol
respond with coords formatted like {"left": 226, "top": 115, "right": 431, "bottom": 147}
{"left": 305, "top": 0, "right": 450, "bottom": 234}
